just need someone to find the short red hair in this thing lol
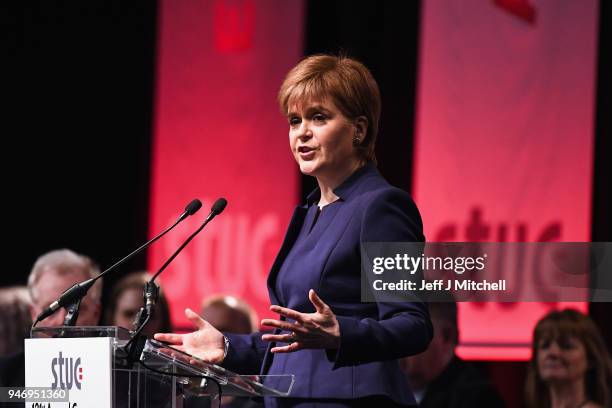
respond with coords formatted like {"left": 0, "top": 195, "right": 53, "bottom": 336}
{"left": 278, "top": 54, "right": 381, "bottom": 164}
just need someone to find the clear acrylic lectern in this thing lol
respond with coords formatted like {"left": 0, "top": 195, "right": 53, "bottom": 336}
{"left": 28, "top": 326, "right": 294, "bottom": 408}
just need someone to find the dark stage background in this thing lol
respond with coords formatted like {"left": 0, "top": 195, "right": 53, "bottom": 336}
{"left": 4, "top": 1, "right": 611, "bottom": 406}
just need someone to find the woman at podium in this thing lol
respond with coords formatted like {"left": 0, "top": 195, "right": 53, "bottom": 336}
{"left": 155, "top": 54, "right": 433, "bottom": 408}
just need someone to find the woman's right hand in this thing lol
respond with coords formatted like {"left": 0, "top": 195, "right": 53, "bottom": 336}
{"left": 154, "top": 308, "right": 226, "bottom": 364}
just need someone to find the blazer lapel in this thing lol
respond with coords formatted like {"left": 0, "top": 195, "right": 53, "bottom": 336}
{"left": 266, "top": 205, "right": 308, "bottom": 305}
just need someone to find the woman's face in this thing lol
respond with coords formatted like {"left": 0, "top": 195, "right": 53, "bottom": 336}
{"left": 537, "top": 335, "right": 589, "bottom": 384}
{"left": 287, "top": 98, "right": 361, "bottom": 179}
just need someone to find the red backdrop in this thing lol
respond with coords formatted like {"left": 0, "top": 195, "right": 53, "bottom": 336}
{"left": 149, "top": 0, "right": 304, "bottom": 329}
{"left": 413, "top": 0, "right": 599, "bottom": 360}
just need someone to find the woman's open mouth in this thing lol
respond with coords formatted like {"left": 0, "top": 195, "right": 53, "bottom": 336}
{"left": 298, "top": 146, "right": 317, "bottom": 160}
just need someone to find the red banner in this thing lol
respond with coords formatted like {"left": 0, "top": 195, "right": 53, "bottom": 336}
{"left": 150, "top": 0, "right": 304, "bottom": 329}
{"left": 414, "top": 0, "right": 599, "bottom": 360}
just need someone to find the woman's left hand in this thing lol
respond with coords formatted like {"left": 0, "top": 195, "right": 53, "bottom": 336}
{"left": 261, "top": 289, "right": 340, "bottom": 353}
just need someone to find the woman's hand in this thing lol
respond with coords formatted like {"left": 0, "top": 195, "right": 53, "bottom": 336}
{"left": 154, "top": 308, "right": 226, "bottom": 364}
{"left": 261, "top": 289, "right": 340, "bottom": 353}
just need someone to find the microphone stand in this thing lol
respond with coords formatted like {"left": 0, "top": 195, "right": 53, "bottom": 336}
{"left": 123, "top": 198, "right": 227, "bottom": 365}
{"left": 63, "top": 298, "right": 82, "bottom": 327}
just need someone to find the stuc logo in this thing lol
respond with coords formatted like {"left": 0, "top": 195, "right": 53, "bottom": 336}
{"left": 51, "top": 351, "right": 82, "bottom": 390}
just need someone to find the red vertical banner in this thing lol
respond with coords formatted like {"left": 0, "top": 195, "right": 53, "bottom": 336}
{"left": 150, "top": 0, "right": 304, "bottom": 329}
{"left": 414, "top": 0, "right": 599, "bottom": 359}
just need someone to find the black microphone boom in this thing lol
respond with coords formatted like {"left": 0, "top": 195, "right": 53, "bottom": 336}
{"left": 127, "top": 198, "right": 228, "bottom": 349}
{"left": 34, "top": 198, "right": 202, "bottom": 325}
{"left": 151, "top": 198, "right": 228, "bottom": 283}
{"left": 97, "top": 198, "right": 203, "bottom": 282}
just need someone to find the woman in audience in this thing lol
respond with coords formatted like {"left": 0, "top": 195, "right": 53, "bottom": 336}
{"left": 526, "top": 309, "right": 612, "bottom": 408}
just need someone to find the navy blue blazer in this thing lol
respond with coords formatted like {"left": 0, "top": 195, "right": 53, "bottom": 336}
{"left": 224, "top": 164, "right": 432, "bottom": 405}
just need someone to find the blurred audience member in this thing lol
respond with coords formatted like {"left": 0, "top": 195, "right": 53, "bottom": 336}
{"left": 103, "top": 271, "right": 172, "bottom": 335}
{"left": 200, "top": 294, "right": 259, "bottom": 334}
{"left": 0, "top": 286, "right": 31, "bottom": 356}
{"left": 401, "top": 296, "right": 505, "bottom": 407}
{"left": 192, "top": 295, "right": 261, "bottom": 408}
{"left": 0, "top": 249, "right": 102, "bottom": 388}
{"left": 27, "top": 249, "right": 102, "bottom": 327}
{"left": 526, "top": 309, "right": 612, "bottom": 408}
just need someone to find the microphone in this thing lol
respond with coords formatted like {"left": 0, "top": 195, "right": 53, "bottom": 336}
{"left": 35, "top": 279, "right": 96, "bottom": 323}
{"left": 152, "top": 198, "right": 227, "bottom": 283}
{"left": 209, "top": 197, "right": 227, "bottom": 219}
{"left": 34, "top": 199, "right": 203, "bottom": 326}
{"left": 128, "top": 198, "right": 228, "bottom": 345}
{"left": 179, "top": 198, "right": 203, "bottom": 221}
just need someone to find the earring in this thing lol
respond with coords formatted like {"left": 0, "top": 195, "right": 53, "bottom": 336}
{"left": 353, "top": 135, "right": 361, "bottom": 146}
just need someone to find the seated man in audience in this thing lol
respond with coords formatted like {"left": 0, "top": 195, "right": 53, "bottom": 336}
{"left": 401, "top": 296, "right": 506, "bottom": 408}
{"left": 0, "top": 249, "right": 102, "bottom": 387}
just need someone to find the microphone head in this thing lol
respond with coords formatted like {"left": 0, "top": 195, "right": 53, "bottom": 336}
{"left": 185, "top": 199, "right": 202, "bottom": 216}
{"left": 211, "top": 198, "right": 227, "bottom": 215}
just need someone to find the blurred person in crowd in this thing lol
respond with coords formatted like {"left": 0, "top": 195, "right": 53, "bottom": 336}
{"left": 27, "top": 249, "right": 102, "bottom": 327}
{"left": 0, "top": 286, "right": 31, "bottom": 356}
{"left": 526, "top": 309, "right": 612, "bottom": 408}
{"left": 0, "top": 249, "right": 102, "bottom": 388}
{"left": 401, "top": 295, "right": 505, "bottom": 407}
{"left": 201, "top": 294, "right": 258, "bottom": 334}
{"left": 103, "top": 271, "right": 172, "bottom": 335}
